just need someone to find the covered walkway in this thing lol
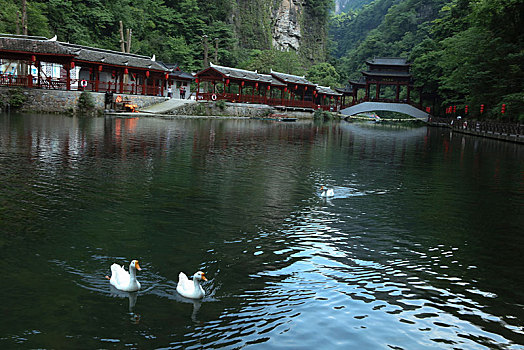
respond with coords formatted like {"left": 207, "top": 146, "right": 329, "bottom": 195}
{"left": 0, "top": 34, "right": 170, "bottom": 97}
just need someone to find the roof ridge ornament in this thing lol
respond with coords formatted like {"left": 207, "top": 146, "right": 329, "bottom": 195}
{"left": 151, "top": 54, "right": 156, "bottom": 61}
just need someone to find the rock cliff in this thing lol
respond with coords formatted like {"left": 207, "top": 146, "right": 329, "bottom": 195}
{"left": 232, "top": 0, "right": 329, "bottom": 63}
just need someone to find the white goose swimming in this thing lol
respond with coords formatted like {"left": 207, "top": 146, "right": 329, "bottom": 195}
{"left": 176, "top": 271, "right": 207, "bottom": 299}
{"left": 106, "top": 260, "right": 142, "bottom": 292}
{"left": 320, "top": 186, "right": 334, "bottom": 197}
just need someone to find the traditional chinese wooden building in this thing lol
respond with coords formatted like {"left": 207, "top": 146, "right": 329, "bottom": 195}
{"left": 195, "top": 63, "right": 287, "bottom": 105}
{"left": 352, "top": 57, "right": 414, "bottom": 104}
{"left": 0, "top": 34, "right": 169, "bottom": 96}
{"left": 315, "top": 86, "right": 342, "bottom": 111}
{"left": 334, "top": 85, "right": 355, "bottom": 109}
{"left": 162, "top": 63, "right": 195, "bottom": 99}
{"left": 270, "top": 70, "right": 317, "bottom": 109}
{"left": 194, "top": 64, "right": 322, "bottom": 109}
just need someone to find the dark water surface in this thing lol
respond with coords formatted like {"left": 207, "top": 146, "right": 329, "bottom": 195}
{"left": 0, "top": 114, "right": 523, "bottom": 349}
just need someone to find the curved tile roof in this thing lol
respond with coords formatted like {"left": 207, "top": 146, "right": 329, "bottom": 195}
{"left": 270, "top": 70, "right": 315, "bottom": 86}
{"left": 0, "top": 34, "right": 167, "bottom": 71}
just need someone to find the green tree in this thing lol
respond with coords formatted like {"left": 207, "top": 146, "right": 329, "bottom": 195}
{"left": 306, "top": 62, "right": 341, "bottom": 87}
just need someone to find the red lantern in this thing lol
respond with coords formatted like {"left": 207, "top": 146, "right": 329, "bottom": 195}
{"left": 124, "top": 68, "right": 129, "bottom": 74}
{"left": 465, "top": 105, "right": 468, "bottom": 114}
{"left": 453, "top": 105, "right": 456, "bottom": 113}
{"left": 267, "top": 86, "right": 270, "bottom": 91}
{"left": 146, "top": 71, "right": 150, "bottom": 78}
{"left": 99, "top": 65, "right": 103, "bottom": 72}
{"left": 31, "top": 55, "right": 36, "bottom": 62}
{"left": 255, "top": 82, "right": 259, "bottom": 89}
{"left": 284, "top": 87, "right": 287, "bottom": 92}
{"left": 501, "top": 104, "right": 506, "bottom": 114}
{"left": 165, "top": 73, "right": 169, "bottom": 80}
{"left": 70, "top": 62, "right": 75, "bottom": 69}
{"left": 426, "top": 106, "right": 431, "bottom": 113}
{"left": 195, "top": 78, "right": 199, "bottom": 84}
{"left": 295, "top": 85, "right": 298, "bottom": 90}
{"left": 480, "top": 104, "right": 484, "bottom": 114}
{"left": 241, "top": 81, "right": 245, "bottom": 87}
{"left": 226, "top": 79, "right": 230, "bottom": 85}
{"left": 305, "top": 86, "right": 308, "bottom": 91}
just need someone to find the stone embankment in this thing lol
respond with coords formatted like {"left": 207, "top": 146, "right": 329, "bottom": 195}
{"left": 0, "top": 87, "right": 166, "bottom": 114}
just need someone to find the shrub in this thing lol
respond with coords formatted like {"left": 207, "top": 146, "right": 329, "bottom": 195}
{"left": 77, "top": 91, "right": 95, "bottom": 112}
{"left": 7, "top": 87, "right": 27, "bottom": 109}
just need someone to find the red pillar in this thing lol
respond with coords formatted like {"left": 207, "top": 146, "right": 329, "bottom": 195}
{"left": 95, "top": 70, "right": 99, "bottom": 92}
{"left": 396, "top": 83, "right": 400, "bottom": 102}
{"left": 375, "top": 83, "right": 380, "bottom": 101}
{"left": 365, "top": 83, "right": 369, "bottom": 101}
{"left": 407, "top": 85, "right": 411, "bottom": 104}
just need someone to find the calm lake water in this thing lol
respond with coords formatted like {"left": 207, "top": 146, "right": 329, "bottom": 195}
{"left": 0, "top": 113, "right": 523, "bottom": 349}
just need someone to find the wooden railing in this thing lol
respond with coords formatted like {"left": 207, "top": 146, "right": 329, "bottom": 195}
{"left": 0, "top": 74, "right": 163, "bottom": 96}
{"left": 198, "top": 92, "right": 319, "bottom": 109}
{"left": 430, "top": 117, "right": 522, "bottom": 137}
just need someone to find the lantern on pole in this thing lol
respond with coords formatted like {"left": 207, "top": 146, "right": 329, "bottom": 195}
{"left": 453, "top": 105, "right": 456, "bottom": 113}
{"left": 480, "top": 104, "right": 484, "bottom": 114}
{"left": 465, "top": 105, "right": 468, "bottom": 114}
{"left": 501, "top": 104, "right": 506, "bottom": 114}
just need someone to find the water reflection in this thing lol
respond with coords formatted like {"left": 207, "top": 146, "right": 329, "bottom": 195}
{"left": 0, "top": 114, "right": 523, "bottom": 349}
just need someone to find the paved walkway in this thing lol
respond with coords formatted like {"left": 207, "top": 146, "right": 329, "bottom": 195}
{"left": 139, "top": 98, "right": 196, "bottom": 114}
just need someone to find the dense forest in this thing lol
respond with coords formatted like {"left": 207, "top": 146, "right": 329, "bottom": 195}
{"left": 0, "top": 0, "right": 522, "bottom": 120}
{"left": 0, "top": 0, "right": 333, "bottom": 74}
{"left": 330, "top": 0, "right": 523, "bottom": 120}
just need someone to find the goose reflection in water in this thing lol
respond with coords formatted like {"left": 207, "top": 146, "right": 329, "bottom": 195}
{"left": 109, "top": 285, "right": 141, "bottom": 323}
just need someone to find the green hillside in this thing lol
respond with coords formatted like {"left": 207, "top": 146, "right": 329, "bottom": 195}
{"left": 0, "top": 0, "right": 333, "bottom": 73}
{"left": 330, "top": 0, "right": 524, "bottom": 120}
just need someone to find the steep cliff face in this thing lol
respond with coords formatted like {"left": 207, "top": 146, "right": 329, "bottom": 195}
{"left": 232, "top": 0, "right": 329, "bottom": 63}
{"left": 272, "top": 0, "right": 303, "bottom": 52}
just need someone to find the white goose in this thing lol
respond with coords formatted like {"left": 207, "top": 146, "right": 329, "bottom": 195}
{"left": 176, "top": 271, "right": 207, "bottom": 299}
{"left": 106, "top": 260, "right": 142, "bottom": 292}
{"left": 320, "top": 186, "right": 334, "bottom": 197}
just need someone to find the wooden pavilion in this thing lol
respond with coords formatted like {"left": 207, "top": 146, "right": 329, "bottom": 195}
{"left": 270, "top": 70, "right": 317, "bottom": 109}
{"left": 355, "top": 57, "right": 414, "bottom": 103}
{"left": 315, "top": 86, "right": 342, "bottom": 111}
{"left": 0, "top": 34, "right": 169, "bottom": 96}
{"left": 195, "top": 63, "right": 286, "bottom": 105}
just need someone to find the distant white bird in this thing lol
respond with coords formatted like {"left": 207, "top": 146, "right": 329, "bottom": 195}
{"left": 320, "top": 186, "right": 334, "bottom": 197}
{"left": 176, "top": 271, "right": 207, "bottom": 299}
{"left": 106, "top": 260, "right": 142, "bottom": 292}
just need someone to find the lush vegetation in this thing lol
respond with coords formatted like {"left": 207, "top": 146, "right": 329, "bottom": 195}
{"left": 1, "top": 0, "right": 522, "bottom": 120}
{"left": 0, "top": 0, "right": 333, "bottom": 73}
{"left": 330, "top": 0, "right": 524, "bottom": 121}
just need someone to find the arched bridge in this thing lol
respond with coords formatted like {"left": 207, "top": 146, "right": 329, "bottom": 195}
{"left": 340, "top": 102, "right": 430, "bottom": 122}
